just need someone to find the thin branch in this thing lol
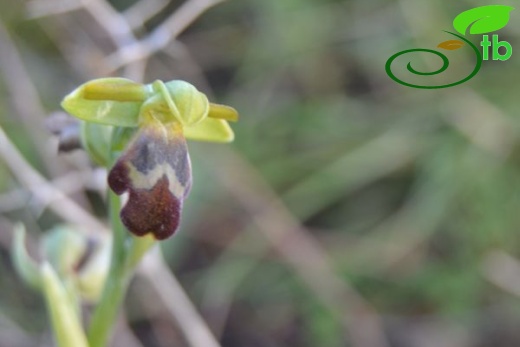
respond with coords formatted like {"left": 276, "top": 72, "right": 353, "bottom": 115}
{"left": 483, "top": 251, "right": 520, "bottom": 297}
{"left": 0, "top": 20, "right": 66, "bottom": 177}
{"left": 105, "top": 0, "right": 225, "bottom": 72}
{"left": 0, "top": 311, "right": 37, "bottom": 347}
{"left": 123, "top": 0, "right": 170, "bottom": 30}
{"left": 113, "top": 313, "right": 145, "bottom": 347}
{"left": 198, "top": 236, "right": 266, "bottom": 339}
{"left": 0, "top": 169, "right": 94, "bottom": 213}
{"left": 0, "top": 125, "right": 107, "bottom": 234}
{"left": 163, "top": 42, "right": 214, "bottom": 96}
{"left": 138, "top": 248, "right": 222, "bottom": 347}
{"left": 25, "top": 0, "right": 82, "bottom": 18}
{"left": 80, "top": 0, "right": 137, "bottom": 49}
{"left": 27, "top": 0, "right": 147, "bottom": 77}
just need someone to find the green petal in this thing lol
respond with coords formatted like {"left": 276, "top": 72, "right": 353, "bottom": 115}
{"left": 184, "top": 117, "right": 234, "bottom": 142}
{"left": 208, "top": 103, "right": 239, "bottom": 122}
{"left": 80, "top": 121, "right": 113, "bottom": 167}
{"left": 161, "top": 80, "right": 209, "bottom": 126}
{"left": 61, "top": 78, "right": 144, "bottom": 127}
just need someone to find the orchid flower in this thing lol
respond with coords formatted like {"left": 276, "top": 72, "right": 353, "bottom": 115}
{"left": 61, "top": 78, "right": 238, "bottom": 239}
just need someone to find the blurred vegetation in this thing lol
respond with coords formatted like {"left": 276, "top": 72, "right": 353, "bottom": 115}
{"left": 1, "top": 0, "right": 520, "bottom": 346}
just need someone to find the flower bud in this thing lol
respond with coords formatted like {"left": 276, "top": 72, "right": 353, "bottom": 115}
{"left": 42, "top": 226, "right": 110, "bottom": 302}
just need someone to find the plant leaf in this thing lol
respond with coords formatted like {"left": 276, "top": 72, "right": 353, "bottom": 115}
{"left": 437, "top": 40, "right": 465, "bottom": 50}
{"left": 453, "top": 5, "right": 514, "bottom": 35}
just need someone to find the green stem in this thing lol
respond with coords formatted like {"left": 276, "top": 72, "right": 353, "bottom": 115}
{"left": 86, "top": 133, "right": 156, "bottom": 347}
{"left": 87, "top": 190, "right": 129, "bottom": 347}
{"left": 127, "top": 234, "right": 156, "bottom": 271}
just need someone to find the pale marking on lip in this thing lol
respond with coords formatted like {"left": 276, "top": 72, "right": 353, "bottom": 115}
{"left": 126, "top": 161, "right": 189, "bottom": 199}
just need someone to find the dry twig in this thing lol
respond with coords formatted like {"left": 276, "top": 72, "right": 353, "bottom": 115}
{"left": 0, "top": 125, "right": 107, "bottom": 234}
{"left": 0, "top": 21, "right": 65, "bottom": 177}
{"left": 138, "top": 248, "right": 222, "bottom": 347}
{"left": 105, "top": 0, "right": 225, "bottom": 72}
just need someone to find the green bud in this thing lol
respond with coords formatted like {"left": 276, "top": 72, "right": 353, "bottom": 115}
{"left": 42, "top": 225, "right": 110, "bottom": 303}
{"left": 42, "top": 226, "right": 89, "bottom": 277}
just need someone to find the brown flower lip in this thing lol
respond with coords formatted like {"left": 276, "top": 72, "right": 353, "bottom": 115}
{"left": 108, "top": 119, "right": 192, "bottom": 240}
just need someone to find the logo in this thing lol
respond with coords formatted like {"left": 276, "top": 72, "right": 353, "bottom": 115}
{"left": 386, "top": 5, "right": 514, "bottom": 89}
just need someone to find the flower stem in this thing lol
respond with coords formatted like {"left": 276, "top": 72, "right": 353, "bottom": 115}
{"left": 87, "top": 134, "right": 156, "bottom": 347}
{"left": 87, "top": 189, "right": 129, "bottom": 347}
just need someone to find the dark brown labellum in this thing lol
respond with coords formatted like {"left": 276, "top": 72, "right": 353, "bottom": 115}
{"left": 108, "top": 118, "right": 191, "bottom": 240}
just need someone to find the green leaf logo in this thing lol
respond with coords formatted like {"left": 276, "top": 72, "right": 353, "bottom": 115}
{"left": 453, "top": 5, "right": 514, "bottom": 35}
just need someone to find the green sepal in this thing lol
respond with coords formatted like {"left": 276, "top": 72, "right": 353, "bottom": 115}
{"left": 80, "top": 121, "right": 112, "bottom": 167}
{"left": 184, "top": 117, "right": 234, "bottom": 142}
{"left": 41, "top": 263, "right": 89, "bottom": 347}
{"left": 62, "top": 78, "right": 238, "bottom": 144}
{"left": 61, "top": 78, "right": 144, "bottom": 127}
{"left": 12, "top": 224, "right": 42, "bottom": 289}
{"left": 110, "top": 126, "right": 138, "bottom": 159}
